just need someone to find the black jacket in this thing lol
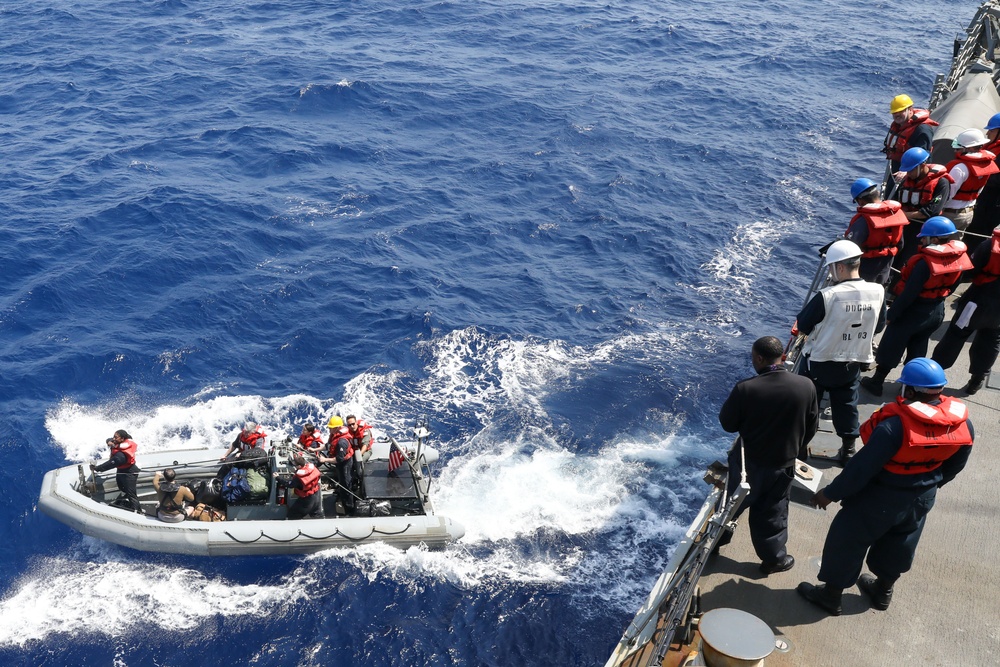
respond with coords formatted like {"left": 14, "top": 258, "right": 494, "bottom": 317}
{"left": 719, "top": 367, "right": 819, "bottom": 468}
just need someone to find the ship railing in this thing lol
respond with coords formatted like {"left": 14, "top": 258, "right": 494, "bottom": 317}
{"left": 604, "top": 457, "right": 749, "bottom": 667}
{"left": 930, "top": 1, "right": 1000, "bottom": 109}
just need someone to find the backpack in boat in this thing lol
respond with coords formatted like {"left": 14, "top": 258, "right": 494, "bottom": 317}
{"left": 221, "top": 468, "right": 251, "bottom": 503}
{"left": 245, "top": 467, "right": 268, "bottom": 499}
{"left": 188, "top": 503, "right": 225, "bottom": 522}
{"left": 193, "top": 478, "right": 225, "bottom": 509}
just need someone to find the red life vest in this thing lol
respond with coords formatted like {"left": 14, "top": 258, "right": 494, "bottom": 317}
{"left": 112, "top": 439, "right": 138, "bottom": 469}
{"left": 893, "top": 241, "right": 973, "bottom": 299}
{"left": 294, "top": 463, "right": 320, "bottom": 497}
{"left": 860, "top": 395, "right": 973, "bottom": 474}
{"left": 297, "top": 431, "right": 324, "bottom": 449}
{"left": 972, "top": 229, "right": 1000, "bottom": 286}
{"left": 848, "top": 200, "right": 907, "bottom": 258}
{"left": 327, "top": 427, "right": 355, "bottom": 461}
{"left": 987, "top": 138, "right": 1000, "bottom": 165}
{"left": 898, "top": 165, "right": 954, "bottom": 211}
{"left": 884, "top": 109, "right": 939, "bottom": 162}
{"left": 237, "top": 427, "right": 267, "bottom": 452}
{"left": 945, "top": 151, "right": 1000, "bottom": 202}
{"left": 349, "top": 420, "right": 373, "bottom": 452}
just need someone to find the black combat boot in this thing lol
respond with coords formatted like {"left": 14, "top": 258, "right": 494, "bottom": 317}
{"left": 963, "top": 373, "right": 987, "bottom": 395}
{"left": 838, "top": 437, "right": 857, "bottom": 466}
{"left": 796, "top": 582, "right": 843, "bottom": 615}
{"left": 857, "top": 573, "right": 894, "bottom": 610}
{"left": 859, "top": 367, "right": 889, "bottom": 397}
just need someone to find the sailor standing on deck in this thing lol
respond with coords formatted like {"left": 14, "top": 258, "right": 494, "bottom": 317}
{"left": 796, "top": 241, "right": 886, "bottom": 464}
{"left": 893, "top": 148, "right": 954, "bottom": 270}
{"left": 861, "top": 217, "right": 972, "bottom": 397}
{"left": 797, "top": 358, "right": 973, "bottom": 615}
{"left": 883, "top": 94, "right": 937, "bottom": 174}
{"left": 932, "top": 227, "right": 1000, "bottom": 394}
{"left": 718, "top": 336, "right": 819, "bottom": 575}
{"left": 845, "top": 178, "right": 907, "bottom": 285}
{"left": 941, "top": 128, "right": 999, "bottom": 238}
{"left": 966, "top": 113, "right": 1000, "bottom": 254}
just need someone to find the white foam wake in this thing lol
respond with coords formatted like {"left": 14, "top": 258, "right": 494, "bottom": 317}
{"left": 21, "top": 325, "right": 713, "bottom": 646}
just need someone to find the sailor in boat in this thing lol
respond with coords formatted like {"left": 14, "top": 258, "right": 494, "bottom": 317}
{"left": 883, "top": 94, "right": 937, "bottom": 174}
{"left": 893, "top": 147, "right": 954, "bottom": 270}
{"left": 940, "top": 128, "right": 1000, "bottom": 239}
{"left": 966, "top": 112, "right": 1000, "bottom": 254}
{"left": 273, "top": 453, "right": 324, "bottom": 520}
{"left": 795, "top": 240, "right": 886, "bottom": 465}
{"left": 317, "top": 416, "right": 357, "bottom": 515}
{"left": 219, "top": 422, "right": 267, "bottom": 462}
{"left": 89, "top": 429, "right": 142, "bottom": 513}
{"left": 346, "top": 414, "right": 372, "bottom": 498}
{"left": 846, "top": 177, "right": 908, "bottom": 285}
{"left": 931, "top": 227, "right": 1000, "bottom": 395}
{"left": 153, "top": 468, "right": 195, "bottom": 523}
{"left": 798, "top": 358, "right": 974, "bottom": 616}
{"left": 297, "top": 422, "right": 324, "bottom": 452}
{"left": 861, "top": 217, "right": 972, "bottom": 396}
{"left": 718, "top": 336, "right": 819, "bottom": 575}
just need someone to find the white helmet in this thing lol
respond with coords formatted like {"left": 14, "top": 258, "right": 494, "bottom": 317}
{"left": 952, "top": 128, "right": 989, "bottom": 149}
{"left": 824, "top": 240, "right": 863, "bottom": 266}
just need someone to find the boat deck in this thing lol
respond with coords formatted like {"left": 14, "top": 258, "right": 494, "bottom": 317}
{"left": 697, "top": 305, "right": 1000, "bottom": 666}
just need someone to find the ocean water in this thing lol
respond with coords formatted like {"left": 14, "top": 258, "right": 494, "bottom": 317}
{"left": 0, "top": 0, "right": 979, "bottom": 665}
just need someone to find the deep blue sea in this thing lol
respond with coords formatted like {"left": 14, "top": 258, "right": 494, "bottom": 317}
{"left": 0, "top": 1, "right": 981, "bottom": 665}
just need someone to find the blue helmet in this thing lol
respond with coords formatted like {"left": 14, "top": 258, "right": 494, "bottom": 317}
{"left": 917, "top": 216, "right": 957, "bottom": 238}
{"left": 898, "top": 357, "right": 947, "bottom": 390}
{"left": 986, "top": 112, "right": 1000, "bottom": 131}
{"left": 899, "top": 147, "right": 930, "bottom": 172}
{"left": 850, "top": 178, "right": 878, "bottom": 202}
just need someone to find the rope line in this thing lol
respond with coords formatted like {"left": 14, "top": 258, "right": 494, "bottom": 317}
{"left": 222, "top": 523, "right": 414, "bottom": 544}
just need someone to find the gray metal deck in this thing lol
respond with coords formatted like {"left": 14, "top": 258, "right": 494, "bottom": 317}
{"left": 697, "top": 308, "right": 1000, "bottom": 666}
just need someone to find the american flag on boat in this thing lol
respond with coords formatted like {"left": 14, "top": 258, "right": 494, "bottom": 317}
{"left": 388, "top": 442, "right": 406, "bottom": 472}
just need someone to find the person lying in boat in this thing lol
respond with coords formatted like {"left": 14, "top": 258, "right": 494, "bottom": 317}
{"left": 89, "top": 429, "right": 143, "bottom": 513}
{"left": 273, "top": 454, "right": 324, "bottom": 519}
{"left": 219, "top": 422, "right": 268, "bottom": 462}
{"left": 153, "top": 468, "right": 194, "bottom": 523}
{"left": 297, "top": 422, "right": 324, "bottom": 453}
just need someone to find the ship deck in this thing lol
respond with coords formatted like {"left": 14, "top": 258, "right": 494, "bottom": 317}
{"left": 696, "top": 299, "right": 1000, "bottom": 666}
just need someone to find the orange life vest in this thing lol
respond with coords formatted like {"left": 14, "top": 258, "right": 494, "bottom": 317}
{"left": 945, "top": 151, "right": 1000, "bottom": 202}
{"left": 861, "top": 396, "right": 973, "bottom": 474}
{"left": 297, "top": 431, "right": 324, "bottom": 449}
{"left": 349, "top": 420, "right": 373, "bottom": 451}
{"left": 884, "top": 109, "right": 939, "bottom": 162}
{"left": 893, "top": 241, "right": 973, "bottom": 300}
{"left": 972, "top": 230, "right": 1000, "bottom": 286}
{"left": 294, "top": 463, "right": 320, "bottom": 498}
{"left": 327, "top": 427, "right": 355, "bottom": 461}
{"left": 848, "top": 200, "right": 907, "bottom": 258}
{"left": 898, "top": 165, "right": 954, "bottom": 211}
{"left": 237, "top": 428, "right": 267, "bottom": 452}
{"left": 112, "top": 439, "right": 138, "bottom": 469}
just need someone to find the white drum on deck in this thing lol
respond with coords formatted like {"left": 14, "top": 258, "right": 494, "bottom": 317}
{"left": 699, "top": 607, "right": 775, "bottom": 667}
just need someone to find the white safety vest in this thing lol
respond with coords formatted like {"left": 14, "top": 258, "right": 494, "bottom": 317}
{"left": 802, "top": 280, "right": 884, "bottom": 364}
